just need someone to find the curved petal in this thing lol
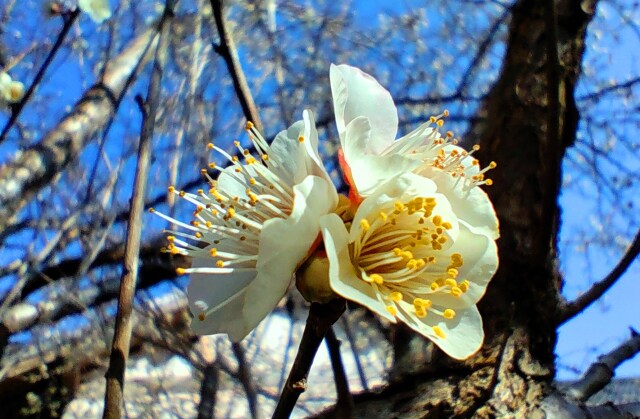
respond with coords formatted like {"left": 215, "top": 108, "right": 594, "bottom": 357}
{"left": 396, "top": 301, "right": 484, "bottom": 360}
{"left": 321, "top": 213, "right": 396, "bottom": 322}
{"left": 187, "top": 253, "right": 257, "bottom": 340}
{"left": 302, "top": 110, "right": 333, "bottom": 185}
{"left": 427, "top": 221, "right": 499, "bottom": 309}
{"left": 425, "top": 167, "right": 500, "bottom": 239}
{"left": 270, "top": 119, "right": 308, "bottom": 184}
{"left": 330, "top": 64, "right": 398, "bottom": 154}
{"left": 242, "top": 175, "right": 338, "bottom": 332}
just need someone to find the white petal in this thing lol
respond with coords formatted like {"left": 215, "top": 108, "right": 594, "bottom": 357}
{"left": 242, "top": 175, "right": 338, "bottom": 332}
{"left": 396, "top": 302, "right": 484, "bottom": 360}
{"left": 320, "top": 213, "right": 396, "bottom": 322}
{"left": 78, "top": 0, "right": 112, "bottom": 23}
{"left": 187, "top": 253, "right": 257, "bottom": 340}
{"left": 330, "top": 64, "right": 398, "bottom": 154}
{"left": 270, "top": 119, "right": 308, "bottom": 184}
{"left": 426, "top": 167, "right": 500, "bottom": 239}
{"left": 302, "top": 109, "right": 334, "bottom": 185}
{"left": 428, "top": 221, "right": 499, "bottom": 309}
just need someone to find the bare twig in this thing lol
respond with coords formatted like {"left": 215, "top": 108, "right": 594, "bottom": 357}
{"left": 558, "top": 228, "right": 640, "bottom": 324}
{"left": 231, "top": 342, "right": 259, "bottom": 419}
{"left": 197, "top": 362, "right": 219, "bottom": 419}
{"left": 102, "top": 5, "right": 173, "bottom": 418}
{"left": 325, "top": 327, "right": 354, "bottom": 418}
{"left": 0, "top": 10, "right": 80, "bottom": 144}
{"left": 210, "top": 0, "right": 264, "bottom": 133}
{"left": 566, "top": 328, "right": 640, "bottom": 402}
{"left": 272, "top": 299, "right": 346, "bottom": 419}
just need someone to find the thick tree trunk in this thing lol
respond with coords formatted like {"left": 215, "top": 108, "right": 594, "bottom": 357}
{"left": 317, "top": 0, "right": 598, "bottom": 416}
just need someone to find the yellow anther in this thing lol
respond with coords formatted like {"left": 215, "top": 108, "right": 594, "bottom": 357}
{"left": 379, "top": 211, "right": 388, "bottom": 221}
{"left": 195, "top": 232, "right": 203, "bottom": 238}
{"left": 451, "top": 286, "right": 463, "bottom": 297}
{"left": 459, "top": 280, "right": 470, "bottom": 292}
{"left": 245, "top": 121, "right": 254, "bottom": 130}
{"left": 445, "top": 278, "right": 458, "bottom": 288}
{"left": 415, "top": 307, "right": 427, "bottom": 318}
{"left": 443, "top": 309, "right": 456, "bottom": 319}
{"left": 393, "top": 248, "right": 403, "bottom": 256}
{"left": 446, "top": 131, "right": 453, "bottom": 138}
{"left": 360, "top": 219, "right": 370, "bottom": 231}
{"left": 390, "top": 292, "right": 403, "bottom": 302}
{"left": 216, "top": 260, "right": 225, "bottom": 268}
{"left": 370, "top": 274, "right": 384, "bottom": 285}
{"left": 432, "top": 215, "right": 442, "bottom": 226}
{"left": 402, "top": 250, "right": 414, "bottom": 260}
{"left": 148, "top": 207, "right": 155, "bottom": 213}
{"left": 234, "top": 140, "right": 240, "bottom": 147}
{"left": 450, "top": 253, "right": 463, "bottom": 267}
{"left": 407, "top": 259, "right": 418, "bottom": 270}
{"left": 209, "top": 248, "right": 217, "bottom": 257}
{"left": 207, "top": 143, "right": 214, "bottom": 150}
{"left": 437, "top": 120, "right": 444, "bottom": 127}
{"left": 394, "top": 201, "right": 406, "bottom": 212}
{"left": 168, "top": 185, "right": 175, "bottom": 193}
{"left": 298, "top": 136, "right": 305, "bottom": 143}
{"left": 176, "top": 267, "right": 186, "bottom": 275}
{"left": 261, "top": 154, "right": 269, "bottom": 161}
{"left": 208, "top": 162, "right": 216, "bottom": 169}
{"left": 442, "top": 222, "right": 452, "bottom": 230}
{"left": 249, "top": 178, "right": 257, "bottom": 185}
{"left": 443, "top": 109, "right": 449, "bottom": 117}
{"left": 472, "top": 144, "right": 480, "bottom": 151}
{"left": 166, "top": 236, "right": 175, "bottom": 242}
{"left": 489, "top": 161, "right": 497, "bottom": 169}
{"left": 447, "top": 268, "right": 459, "bottom": 278}
{"left": 179, "top": 190, "right": 186, "bottom": 197}
{"left": 198, "top": 313, "right": 206, "bottom": 321}
{"left": 485, "top": 179, "right": 494, "bottom": 186}
{"left": 386, "top": 305, "right": 397, "bottom": 316}
{"left": 232, "top": 156, "right": 239, "bottom": 162}
{"left": 429, "top": 116, "right": 437, "bottom": 123}
{"left": 433, "top": 326, "right": 446, "bottom": 339}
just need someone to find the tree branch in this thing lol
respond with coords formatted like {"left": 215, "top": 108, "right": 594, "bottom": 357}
{"left": 231, "top": 342, "right": 259, "bottom": 419}
{"left": 210, "top": 0, "right": 263, "bottom": 134}
{"left": 558, "top": 227, "right": 640, "bottom": 324}
{"left": 272, "top": 299, "right": 346, "bottom": 419}
{"left": 102, "top": 6, "right": 173, "bottom": 418}
{"left": 325, "top": 327, "right": 354, "bottom": 418}
{"left": 565, "top": 328, "right": 640, "bottom": 402}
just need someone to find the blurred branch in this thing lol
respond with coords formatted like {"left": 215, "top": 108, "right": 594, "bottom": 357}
{"left": 231, "top": 342, "right": 258, "bottom": 419}
{"left": 565, "top": 328, "right": 640, "bottom": 402}
{"left": 0, "top": 10, "right": 80, "bottom": 145}
{"left": 273, "top": 299, "right": 346, "bottom": 419}
{"left": 210, "top": 0, "right": 264, "bottom": 133}
{"left": 558, "top": 227, "right": 640, "bottom": 324}
{"left": 103, "top": 5, "right": 173, "bottom": 417}
{"left": 577, "top": 76, "right": 640, "bottom": 102}
{"left": 325, "top": 327, "right": 354, "bottom": 418}
{"left": 197, "top": 362, "right": 219, "bottom": 419}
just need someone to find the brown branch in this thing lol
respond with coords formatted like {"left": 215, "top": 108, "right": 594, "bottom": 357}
{"left": 566, "top": 328, "right": 640, "bottom": 402}
{"left": 558, "top": 227, "right": 640, "bottom": 324}
{"left": 196, "top": 362, "right": 219, "bottom": 419}
{"left": 231, "top": 342, "right": 259, "bottom": 419}
{"left": 0, "top": 10, "right": 80, "bottom": 144}
{"left": 210, "top": 0, "right": 264, "bottom": 134}
{"left": 272, "top": 299, "right": 346, "bottom": 419}
{"left": 325, "top": 327, "right": 354, "bottom": 418}
{"left": 102, "top": 6, "right": 173, "bottom": 418}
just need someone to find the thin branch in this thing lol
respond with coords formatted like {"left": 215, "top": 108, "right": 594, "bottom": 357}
{"left": 231, "top": 342, "right": 259, "bottom": 419}
{"left": 558, "top": 227, "right": 640, "bottom": 324}
{"left": 325, "top": 327, "right": 354, "bottom": 418}
{"left": 197, "top": 362, "right": 219, "bottom": 419}
{"left": 210, "top": 0, "right": 264, "bottom": 133}
{"left": 102, "top": 5, "right": 173, "bottom": 418}
{"left": 0, "top": 10, "right": 80, "bottom": 144}
{"left": 272, "top": 299, "right": 346, "bottom": 419}
{"left": 566, "top": 328, "right": 640, "bottom": 402}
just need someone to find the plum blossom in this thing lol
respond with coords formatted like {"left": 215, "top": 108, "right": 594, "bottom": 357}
{"left": 320, "top": 173, "right": 498, "bottom": 359}
{"left": 78, "top": 0, "right": 112, "bottom": 23}
{"left": 152, "top": 110, "right": 338, "bottom": 341}
{"left": 330, "top": 64, "right": 498, "bottom": 239}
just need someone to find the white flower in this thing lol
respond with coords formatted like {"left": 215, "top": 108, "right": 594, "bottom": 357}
{"left": 78, "top": 0, "right": 112, "bottom": 23}
{"left": 152, "top": 110, "right": 338, "bottom": 341}
{"left": 330, "top": 64, "right": 498, "bottom": 239}
{"left": 320, "top": 173, "right": 498, "bottom": 360}
{"left": 0, "top": 72, "right": 25, "bottom": 104}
